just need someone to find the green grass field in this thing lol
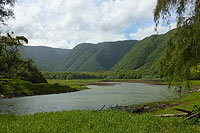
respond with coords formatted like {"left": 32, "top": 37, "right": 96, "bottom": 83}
{"left": 1, "top": 111, "right": 199, "bottom": 133}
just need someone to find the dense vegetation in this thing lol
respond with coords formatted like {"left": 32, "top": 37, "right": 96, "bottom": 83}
{"left": 1, "top": 0, "right": 200, "bottom": 132}
{"left": 154, "top": 0, "right": 200, "bottom": 83}
{"left": 0, "top": 34, "right": 47, "bottom": 83}
{"left": 20, "top": 30, "right": 175, "bottom": 73}
{"left": 20, "top": 46, "right": 70, "bottom": 71}
{"left": 43, "top": 71, "right": 159, "bottom": 80}
{"left": 21, "top": 40, "right": 138, "bottom": 72}
{"left": 43, "top": 69, "right": 200, "bottom": 80}
{"left": 113, "top": 30, "right": 175, "bottom": 71}
{"left": 54, "top": 40, "right": 138, "bottom": 72}
{"left": 0, "top": 78, "right": 87, "bottom": 98}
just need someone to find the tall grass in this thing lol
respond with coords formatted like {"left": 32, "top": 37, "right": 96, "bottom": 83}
{"left": 0, "top": 110, "right": 199, "bottom": 133}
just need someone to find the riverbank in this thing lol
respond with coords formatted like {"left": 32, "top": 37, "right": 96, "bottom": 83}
{"left": 79, "top": 79, "right": 167, "bottom": 85}
{"left": 0, "top": 79, "right": 88, "bottom": 98}
{"left": 1, "top": 78, "right": 166, "bottom": 98}
{"left": 1, "top": 78, "right": 197, "bottom": 98}
{"left": 0, "top": 88, "right": 200, "bottom": 132}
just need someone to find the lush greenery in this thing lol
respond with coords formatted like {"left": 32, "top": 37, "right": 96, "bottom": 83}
{"left": 0, "top": 78, "right": 87, "bottom": 97}
{"left": 20, "top": 30, "right": 176, "bottom": 73}
{"left": 0, "top": 0, "right": 200, "bottom": 132}
{"left": 113, "top": 30, "right": 175, "bottom": 71}
{"left": 1, "top": 111, "right": 199, "bottom": 133}
{"left": 43, "top": 69, "right": 200, "bottom": 80}
{"left": 55, "top": 40, "right": 138, "bottom": 72}
{"left": 1, "top": 87, "right": 200, "bottom": 132}
{"left": 43, "top": 71, "right": 148, "bottom": 80}
{"left": 21, "top": 40, "right": 138, "bottom": 72}
{"left": 0, "top": 34, "right": 47, "bottom": 83}
{"left": 20, "top": 46, "right": 70, "bottom": 71}
{"left": 47, "top": 79, "right": 89, "bottom": 86}
{"left": 154, "top": 0, "right": 200, "bottom": 83}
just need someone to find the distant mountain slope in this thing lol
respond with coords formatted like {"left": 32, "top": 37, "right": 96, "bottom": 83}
{"left": 113, "top": 30, "right": 175, "bottom": 71}
{"left": 19, "top": 46, "right": 70, "bottom": 71}
{"left": 53, "top": 43, "right": 100, "bottom": 71}
{"left": 20, "top": 30, "right": 176, "bottom": 72}
{"left": 54, "top": 40, "right": 138, "bottom": 72}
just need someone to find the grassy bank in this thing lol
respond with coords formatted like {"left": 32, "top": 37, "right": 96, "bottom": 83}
{"left": 0, "top": 84, "right": 200, "bottom": 132}
{"left": 0, "top": 79, "right": 87, "bottom": 98}
{"left": 1, "top": 78, "right": 198, "bottom": 98}
{"left": 1, "top": 110, "right": 199, "bottom": 133}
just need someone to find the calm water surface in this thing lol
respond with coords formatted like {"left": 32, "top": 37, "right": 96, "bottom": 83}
{"left": 0, "top": 83, "right": 186, "bottom": 114}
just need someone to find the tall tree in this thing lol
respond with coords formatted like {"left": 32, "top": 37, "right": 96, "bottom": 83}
{"left": 0, "top": 0, "right": 15, "bottom": 25}
{"left": 0, "top": 33, "right": 28, "bottom": 76}
{"left": 154, "top": 0, "right": 200, "bottom": 84}
{"left": 0, "top": 33, "right": 47, "bottom": 83}
{"left": 0, "top": 1, "right": 47, "bottom": 83}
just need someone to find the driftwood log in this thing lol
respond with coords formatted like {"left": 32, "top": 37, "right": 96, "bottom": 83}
{"left": 156, "top": 108, "right": 200, "bottom": 122}
{"left": 173, "top": 108, "right": 192, "bottom": 114}
{"left": 155, "top": 113, "right": 187, "bottom": 117}
{"left": 184, "top": 112, "right": 200, "bottom": 122}
{"left": 156, "top": 108, "right": 191, "bottom": 117}
{"left": 98, "top": 105, "right": 106, "bottom": 111}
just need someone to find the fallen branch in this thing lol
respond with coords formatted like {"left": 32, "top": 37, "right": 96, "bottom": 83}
{"left": 155, "top": 113, "right": 188, "bottom": 117}
{"left": 98, "top": 105, "right": 106, "bottom": 111}
{"left": 184, "top": 112, "right": 200, "bottom": 122}
{"left": 173, "top": 108, "right": 192, "bottom": 114}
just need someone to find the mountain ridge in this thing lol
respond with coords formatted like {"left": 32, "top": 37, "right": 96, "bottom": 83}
{"left": 53, "top": 40, "right": 138, "bottom": 72}
{"left": 20, "top": 30, "right": 175, "bottom": 72}
{"left": 19, "top": 46, "right": 71, "bottom": 71}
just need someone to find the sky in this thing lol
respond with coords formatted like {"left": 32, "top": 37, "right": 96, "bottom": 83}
{"left": 6, "top": 0, "right": 176, "bottom": 49}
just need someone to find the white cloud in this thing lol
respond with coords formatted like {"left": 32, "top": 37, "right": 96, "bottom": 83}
{"left": 130, "top": 22, "right": 177, "bottom": 40}
{"left": 7, "top": 0, "right": 158, "bottom": 49}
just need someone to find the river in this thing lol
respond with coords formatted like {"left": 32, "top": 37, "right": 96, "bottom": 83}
{"left": 0, "top": 82, "right": 186, "bottom": 114}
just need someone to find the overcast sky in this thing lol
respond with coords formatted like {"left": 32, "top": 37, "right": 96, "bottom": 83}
{"left": 7, "top": 0, "right": 176, "bottom": 49}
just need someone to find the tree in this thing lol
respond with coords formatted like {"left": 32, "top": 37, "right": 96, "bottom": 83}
{"left": 0, "top": 33, "right": 47, "bottom": 83}
{"left": 0, "top": 0, "right": 15, "bottom": 25}
{"left": 0, "top": 33, "right": 28, "bottom": 75}
{"left": 154, "top": 0, "right": 200, "bottom": 84}
{"left": 0, "top": 1, "right": 47, "bottom": 83}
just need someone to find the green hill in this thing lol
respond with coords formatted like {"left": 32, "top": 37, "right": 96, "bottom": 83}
{"left": 19, "top": 46, "right": 70, "bottom": 71}
{"left": 54, "top": 40, "right": 138, "bottom": 72}
{"left": 113, "top": 30, "right": 175, "bottom": 71}
{"left": 20, "top": 30, "right": 176, "bottom": 72}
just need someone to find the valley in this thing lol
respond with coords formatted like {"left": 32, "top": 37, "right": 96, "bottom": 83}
{"left": 1, "top": 0, "right": 200, "bottom": 131}
{"left": 20, "top": 30, "right": 175, "bottom": 72}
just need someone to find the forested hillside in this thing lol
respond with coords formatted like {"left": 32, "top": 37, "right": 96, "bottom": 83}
{"left": 54, "top": 40, "right": 138, "bottom": 72}
{"left": 21, "top": 40, "right": 138, "bottom": 72}
{"left": 113, "top": 30, "right": 175, "bottom": 71}
{"left": 20, "top": 30, "right": 176, "bottom": 72}
{"left": 19, "top": 46, "right": 71, "bottom": 71}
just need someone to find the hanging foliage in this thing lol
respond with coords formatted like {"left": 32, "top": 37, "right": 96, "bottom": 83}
{"left": 154, "top": 0, "right": 200, "bottom": 83}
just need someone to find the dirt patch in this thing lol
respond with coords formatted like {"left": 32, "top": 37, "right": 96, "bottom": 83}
{"left": 86, "top": 82, "right": 121, "bottom": 86}
{"left": 102, "top": 79, "right": 166, "bottom": 84}
{"left": 85, "top": 79, "right": 166, "bottom": 86}
{"left": 148, "top": 82, "right": 166, "bottom": 85}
